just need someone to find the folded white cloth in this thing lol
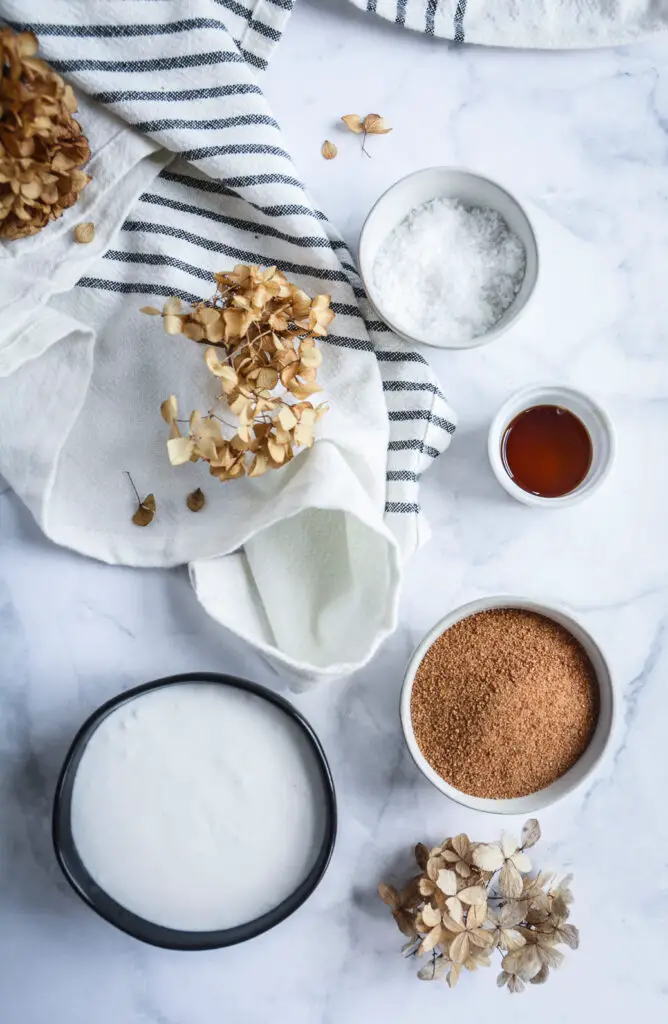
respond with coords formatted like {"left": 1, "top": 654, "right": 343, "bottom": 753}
{"left": 0, "top": 0, "right": 456, "bottom": 684}
{"left": 353, "top": 0, "right": 668, "bottom": 47}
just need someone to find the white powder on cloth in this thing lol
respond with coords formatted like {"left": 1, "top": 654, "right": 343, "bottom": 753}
{"left": 70, "top": 682, "right": 328, "bottom": 932}
{"left": 373, "top": 198, "right": 527, "bottom": 343}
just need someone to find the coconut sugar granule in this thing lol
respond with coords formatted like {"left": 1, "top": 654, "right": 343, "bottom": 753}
{"left": 373, "top": 198, "right": 526, "bottom": 344}
{"left": 410, "top": 609, "right": 599, "bottom": 799}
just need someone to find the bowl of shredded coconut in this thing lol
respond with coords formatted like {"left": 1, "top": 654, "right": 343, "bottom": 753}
{"left": 52, "top": 673, "right": 337, "bottom": 949}
{"left": 358, "top": 168, "right": 539, "bottom": 349}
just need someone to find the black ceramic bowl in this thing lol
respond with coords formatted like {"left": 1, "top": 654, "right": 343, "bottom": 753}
{"left": 52, "top": 672, "right": 337, "bottom": 950}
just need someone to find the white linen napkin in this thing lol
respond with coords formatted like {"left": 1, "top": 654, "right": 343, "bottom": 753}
{"left": 353, "top": 0, "right": 668, "bottom": 47}
{"left": 0, "top": 0, "right": 456, "bottom": 683}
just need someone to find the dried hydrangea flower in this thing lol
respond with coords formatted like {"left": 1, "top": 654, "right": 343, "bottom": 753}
{"left": 340, "top": 111, "right": 392, "bottom": 157}
{"left": 0, "top": 28, "right": 91, "bottom": 240}
{"left": 378, "top": 820, "right": 579, "bottom": 997}
{"left": 144, "top": 265, "right": 330, "bottom": 484}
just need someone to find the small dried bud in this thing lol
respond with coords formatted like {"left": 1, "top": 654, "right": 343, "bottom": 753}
{"left": 321, "top": 140, "right": 337, "bottom": 160}
{"left": 74, "top": 221, "right": 95, "bottom": 244}
{"left": 186, "top": 488, "right": 206, "bottom": 512}
{"left": 132, "top": 494, "right": 156, "bottom": 527}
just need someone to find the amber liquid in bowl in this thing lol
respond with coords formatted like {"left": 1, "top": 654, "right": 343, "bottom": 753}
{"left": 501, "top": 404, "right": 593, "bottom": 498}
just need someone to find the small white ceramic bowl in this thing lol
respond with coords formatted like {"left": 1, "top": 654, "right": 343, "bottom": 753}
{"left": 488, "top": 384, "right": 615, "bottom": 508}
{"left": 400, "top": 596, "right": 615, "bottom": 815}
{"left": 358, "top": 167, "right": 539, "bottom": 350}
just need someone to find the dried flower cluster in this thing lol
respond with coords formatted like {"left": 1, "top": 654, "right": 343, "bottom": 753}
{"left": 379, "top": 819, "right": 579, "bottom": 994}
{"left": 341, "top": 112, "right": 392, "bottom": 157}
{"left": 142, "top": 265, "right": 331, "bottom": 483}
{"left": 0, "top": 28, "right": 90, "bottom": 240}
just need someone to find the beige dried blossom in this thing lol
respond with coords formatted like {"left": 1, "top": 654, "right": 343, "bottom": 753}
{"left": 74, "top": 221, "right": 94, "bottom": 243}
{"left": 486, "top": 902, "right": 528, "bottom": 952}
{"left": 142, "top": 265, "right": 331, "bottom": 484}
{"left": 0, "top": 28, "right": 91, "bottom": 240}
{"left": 378, "top": 880, "right": 421, "bottom": 939}
{"left": 442, "top": 833, "right": 477, "bottom": 880}
{"left": 340, "top": 111, "right": 392, "bottom": 157}
{"left": 379, "top": 819, "right": 579, "bottom": 997}
{"left": 473, "top": 831, "right": 533, "bottom": 898}
{"left": 321, "top": 139, "right": 337, "bottom": 160}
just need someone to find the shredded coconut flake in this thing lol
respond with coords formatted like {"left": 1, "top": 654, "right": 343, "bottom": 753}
{"left": 373, "top": 198, "right": 527, "bottom": 343}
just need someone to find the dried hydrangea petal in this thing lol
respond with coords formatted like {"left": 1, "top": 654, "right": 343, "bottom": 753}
{"left": 341, "top": 113, "right": 363, "bottom": 133}
{"left": 73, "top": 221, "right": 94, "bottom": 243}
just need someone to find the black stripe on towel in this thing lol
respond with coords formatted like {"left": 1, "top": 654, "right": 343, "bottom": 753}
{"left": 93, "top": 83, "right": 261, "bottom": 103}
{"left": 454, "top": 0, "right": 468, "bottom": 44}
{"left": 389, "top": 410, "right": 456, "bottom": 434}
{"left": 139, "top": 194, "right": 346, "bottom": 251}
{"left": 4, "top": 18, "right": 233, "bottom": 38}
{"left": 396, "top": 0, "right": 407, "bottom": 26}
{"left": 77, "top": 278, "right": 203, "bottom": 304}
{"left": 375, "top": 350, "right": 428, "bottom": 365}
{"left": 132, "top": 113, "right": 279, "bottom": 133}
{"left": 387, "top": 470, "right": 420, "bottom": 482}
{"left": 425, "top": 0, "right": 438, "bottom": 35}
{"left": 176, "top": 143, "right": 291, "bottom": 162}
{"left": 385, "top": 501, "right": 421, "bottom": 514}
{"left": 388, "top": 440, "right": 441, "bottom": 459}
{"left": 213, "top": 0, "right": 282, "bottom": 40}
{"left": 158, "top": 168, "right": 306, "bottom": 195}
{"left": 382, "top": 380, "right": 441, "bottom": 395}
{"left": 119, "top": 220, "right": 357, "bottom": 285}
{"left": 104, "top": 250, "right": 215, "bottom": 284}
{"left": 367, "top": 1, "right": 378, "bottom": 12}
{"left": 49, "top": 52, "right": 242, "bottom": 73}
{"left": 240, "top": 50, "right": 268, "bottom": 71}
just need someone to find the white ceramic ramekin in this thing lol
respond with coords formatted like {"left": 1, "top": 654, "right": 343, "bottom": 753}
{"left": 400, "top": 596, "right": 615, "bottom": 815}
{"left": 488, "top": 384, "right": 615, "bottom": 508}
{"left": 358, "top": 167, "right": 539, "bottom": 350}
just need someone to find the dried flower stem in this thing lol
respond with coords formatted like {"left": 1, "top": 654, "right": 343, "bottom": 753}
{"left": 125, "top": 471, "right": 156, "bottom": 527}
{"left": 125, "top": 470, "right": 141, "bottom": 504}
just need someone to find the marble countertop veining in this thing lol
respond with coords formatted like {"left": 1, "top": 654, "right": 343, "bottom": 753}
{"left": 2, "top": 1, "right": 668, "bottom": 1021}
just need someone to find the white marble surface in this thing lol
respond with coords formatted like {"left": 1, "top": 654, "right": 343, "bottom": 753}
{"left": 2, "top": 1, "right": 668, "bottom": 1020}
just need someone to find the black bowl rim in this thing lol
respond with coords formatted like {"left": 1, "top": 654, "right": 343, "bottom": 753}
{"left": 52, "top": 672, "right": 337, "bottom": 951}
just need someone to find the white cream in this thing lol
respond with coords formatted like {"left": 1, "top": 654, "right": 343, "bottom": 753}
{"left": 70, "top": 682, "right": 327, "bottom": 932}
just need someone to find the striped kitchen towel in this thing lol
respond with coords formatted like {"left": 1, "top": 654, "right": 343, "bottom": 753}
{"left": 0, "top": 0, "right": 455, "bottom": 683}
{"left": 353, "top": 0, "right": 668, "bottom": 47}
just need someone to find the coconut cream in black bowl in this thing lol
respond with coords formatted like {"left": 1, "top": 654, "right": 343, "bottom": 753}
{"left": 53, "top": 673, "right": 336, "bottom": 950}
